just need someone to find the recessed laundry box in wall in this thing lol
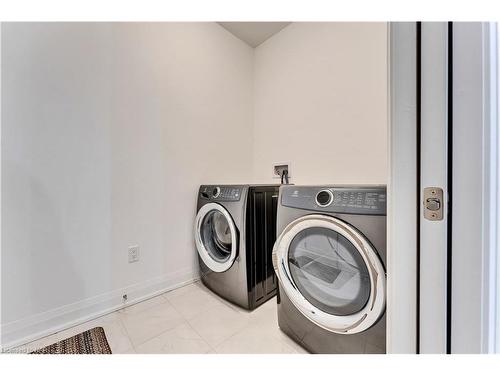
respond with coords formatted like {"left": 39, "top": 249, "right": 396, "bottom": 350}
{"left": 272, "top": 185, "right": 387, "bottom": 354}
{"left": 195, "top": 185, "right": 279, "bottom": 310}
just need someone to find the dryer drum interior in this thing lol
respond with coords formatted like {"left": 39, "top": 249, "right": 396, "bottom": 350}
{"left": 287, "top": 226, "right": 372, "bottom": 317}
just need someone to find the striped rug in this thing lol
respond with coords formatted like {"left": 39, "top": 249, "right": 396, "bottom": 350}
{"left": 31, "top": 327, "right": 112, "bottom": 354}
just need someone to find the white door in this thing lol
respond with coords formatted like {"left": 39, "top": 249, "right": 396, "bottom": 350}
{"left": 194, "top": 203, "right": 238, "bottom": 273}
{"left": 419, "top": 22, "right": 450, "bottom": 354}
{"left": 420, "top": 21, "right": 500, "bottom": 354}
{"left": 390, "top": 21, "right": 498, "bottom": 354}
{"left": 272, "top": 214, "right": 386, "bottom": 334}
{"left": 389, "top": 21, "right": 451, "bottom": 353}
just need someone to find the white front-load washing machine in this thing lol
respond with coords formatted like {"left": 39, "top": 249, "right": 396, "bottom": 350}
{"left": 272, "top": 185, "right": 387, "bottom": 353}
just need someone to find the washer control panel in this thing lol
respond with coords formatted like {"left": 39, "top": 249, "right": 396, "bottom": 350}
{"left": 199, "top": 185, "right": 243, "bottom": 202}
{"left": 281, "top": 186, "right": 386, "bottom": 215}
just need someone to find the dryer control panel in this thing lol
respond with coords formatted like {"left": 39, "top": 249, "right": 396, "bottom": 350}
{"left": 199, "top": 185, "right": 243, "bottom": 202}
{"left": 281, "top": 186, "right": 386, "bottom": 215}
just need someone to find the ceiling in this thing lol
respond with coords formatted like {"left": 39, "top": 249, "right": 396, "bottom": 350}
{"left": 218, "top": 22, "right": 291, "bottom": 48}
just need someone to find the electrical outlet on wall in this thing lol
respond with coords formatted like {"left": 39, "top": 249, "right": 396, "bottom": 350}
{"left": 128, "top": 245, "right": 140, "bottom": 263}
{"left": 273, "top": 162, "right": 291, "bottom": 179}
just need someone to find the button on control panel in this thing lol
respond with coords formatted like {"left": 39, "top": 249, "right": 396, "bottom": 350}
{"left": 316, "top": 190, "right": 334, "bottom": 207}
{"left": 200, "top": 186, "right": 242, "bottom": 202}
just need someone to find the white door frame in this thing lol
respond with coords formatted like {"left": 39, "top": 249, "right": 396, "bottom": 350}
{"left": 451, "top": 22, "right": 499, "bottom": 354}
{"left": 0, "top": 24, "right": 3, "bottom": 348}
{"left": 419, "top": 22, "right": 450, "bottom": 354}
{"left": 387, "top": 22, "right": 418, "bottom": 354}
{"left": 389, "top": 21, "right": 499, "bottom": 354}
{"left": 388, "top": 21, "right": 451, "bottom": 354}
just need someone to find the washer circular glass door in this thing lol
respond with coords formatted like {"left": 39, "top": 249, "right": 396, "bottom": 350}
{"left": 272, "top": 214, "right": 386, "bottom": 334}
{"left": 195, "top": 203, "right": 238, "bottom": 272}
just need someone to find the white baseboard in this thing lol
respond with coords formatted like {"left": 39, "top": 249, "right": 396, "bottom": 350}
{"left": 1, "top": 268, "right": 199, "bottom": 349}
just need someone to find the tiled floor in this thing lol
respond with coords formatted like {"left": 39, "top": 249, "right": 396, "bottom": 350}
{"left": 15, "top": 281, "right": 308, "bottom": 354}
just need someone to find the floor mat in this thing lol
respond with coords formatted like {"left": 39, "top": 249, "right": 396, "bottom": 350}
{"left": 31, "top": 327, "right": 112, "bottom": 354}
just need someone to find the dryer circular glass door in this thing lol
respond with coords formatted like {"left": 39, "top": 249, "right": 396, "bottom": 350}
{"left": 272, "top": 214, "right": 386, "bottom": 334}
{"left": 195, "top": 203, "right": 238, "bottom": 273}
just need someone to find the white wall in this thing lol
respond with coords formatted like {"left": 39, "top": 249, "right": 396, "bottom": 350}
{"left": 252, "top": 22, "right": 388, "bottom": 184}
{"left": 1, "top": 22, "right": 253, "bottom": 346}
{"left": 1, "top": 22, "right": 388, "bottom": 347}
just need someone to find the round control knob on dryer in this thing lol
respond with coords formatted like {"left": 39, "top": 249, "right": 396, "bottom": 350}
{"left": 316, "top": 190, "right": 333, "bottom": 207}
{"left": 212, "top": 187, "right": 221, "bottom": 198}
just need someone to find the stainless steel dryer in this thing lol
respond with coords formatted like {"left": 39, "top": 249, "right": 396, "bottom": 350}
{"left": 272, "top": 185, "right": 387, "bottom": 353}
{"left": 195, "top": 185, "right": 279, "bottom": 310}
